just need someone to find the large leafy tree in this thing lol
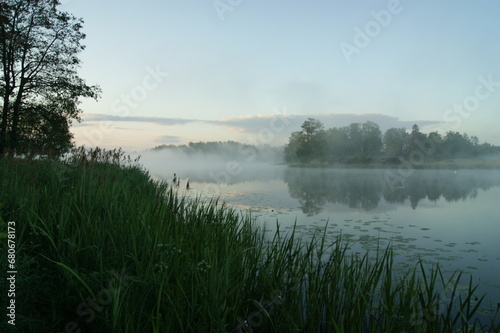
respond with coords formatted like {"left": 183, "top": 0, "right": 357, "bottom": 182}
{"left": 345, "top": 123, "right": 362, "bottom": 155}
{"left": 361, "top": 121, "right": 382, "bottom": 155}
{"left": 408, "top": 124, "right": 426, "bottom": 156}
{"left": 325, "top": 126, "right": 349, "bottom": 161}
{"left": 383, "top": 127, "right": 409, "bottom": 157}
{"left": 0, "top": 0, "right": 100, "bottom": 156}
{"left": 296, "top": 118, "right": 326, "bottom": 162}
{"left": 284, "top": 118, "right": 327, "bottom": 163}
{"left": 284, "top": 131, "right": 302, "bottom": 162}
{"left": 442, "top": 131, "right": 474, "bottom": 158}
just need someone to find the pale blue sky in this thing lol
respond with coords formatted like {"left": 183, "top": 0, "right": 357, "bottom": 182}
{"left": 64, "top": 0, "right": 500, "bottom": 151}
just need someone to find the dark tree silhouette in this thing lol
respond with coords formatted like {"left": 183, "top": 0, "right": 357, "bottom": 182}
{"left": 0, "top": 0, "right": 100, "bottom": 156}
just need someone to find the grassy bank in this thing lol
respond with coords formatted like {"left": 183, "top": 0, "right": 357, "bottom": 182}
{"left": 0, "top": 148, "right": 499, "bottom": 332}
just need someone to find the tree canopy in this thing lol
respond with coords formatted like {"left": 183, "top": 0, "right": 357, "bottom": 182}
{"left": 0, "top": 0, "right": 100, "bottom": 156}
{"left": 284, "top": 118, "right": 499, "bottom": 164}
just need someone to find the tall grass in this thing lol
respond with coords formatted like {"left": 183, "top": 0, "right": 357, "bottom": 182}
{"left": 0, "top": 148, "right": 498, "bottom": 332}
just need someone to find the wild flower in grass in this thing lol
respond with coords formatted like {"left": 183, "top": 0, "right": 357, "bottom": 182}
{"left": 154, "top": 261, "right": 168, "bottom": 273}
{"left": 196, "top": 260, "right": 211, "bottom": 273}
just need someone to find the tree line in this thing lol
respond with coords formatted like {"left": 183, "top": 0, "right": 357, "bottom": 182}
{"left": 152, "top": 141, "right": 284, "bottom": 163}
{"left": 284, "top": 118, "right": 499, "bottom": 164}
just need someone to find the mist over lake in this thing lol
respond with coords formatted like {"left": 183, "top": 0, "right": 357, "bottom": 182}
{"left": 141, "top": 152, "right": 500, "bottom": 312}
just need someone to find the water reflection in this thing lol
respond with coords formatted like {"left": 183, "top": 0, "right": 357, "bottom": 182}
{"left": 284, "top": 168, "right": 500, "bottom": 215}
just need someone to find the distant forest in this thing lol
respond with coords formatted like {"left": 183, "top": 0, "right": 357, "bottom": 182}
{"left": 151, "top": 141, "right": 284, "bottom": 163}
{"left": 284, "top": 118, "right": 500, "bottom": 164}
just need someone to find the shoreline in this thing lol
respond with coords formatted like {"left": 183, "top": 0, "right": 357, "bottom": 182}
{"left": 289, "top": 159, "right": 500, "bottom": 170}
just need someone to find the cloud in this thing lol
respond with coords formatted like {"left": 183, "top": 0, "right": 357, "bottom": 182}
{"left": 205, "top": 113, "right": 292, "bottom": 132}
{"left": 72, "top": 122, "right": 94, "bottom": 128}
{"left": 155, "top": 135, "right": 182, "bottom": 144}
{"left": 81, "top": 113, "right": 199, "bottom": 126}
{"left": 209, "top": 113, "right": 443, "bottom": 135}
{"left": 76, "top": 112, "right": 444, "bottom": 147}
{"left": 80, "top": 112, "right": 441, "bottom": 133}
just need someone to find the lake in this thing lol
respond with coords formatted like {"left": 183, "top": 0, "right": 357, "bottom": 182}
{"left": 151, "top": 163, "right": 500, "bottom": 314}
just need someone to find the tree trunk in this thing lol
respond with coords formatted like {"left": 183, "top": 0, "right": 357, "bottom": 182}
{"left": 0, "top": 18, "right": 10, "bottom": 157}
{"left": 0, "top": 95, "right": 10, "bottom": 156}
{"left": 10, "top": 81, "right": 25, "bottom": 156}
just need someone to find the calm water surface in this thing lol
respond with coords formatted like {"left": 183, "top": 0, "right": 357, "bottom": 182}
{"left": 163, "top": 165, "right": 500, "bottom": 312}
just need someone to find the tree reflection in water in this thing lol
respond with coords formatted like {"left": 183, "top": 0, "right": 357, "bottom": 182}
{"left": 284, "top": 168, "right": 500, "bottom": 215}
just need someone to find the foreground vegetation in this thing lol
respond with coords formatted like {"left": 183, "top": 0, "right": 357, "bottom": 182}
{"left": 1, "top": 148, "right": 499, "bottom": 332}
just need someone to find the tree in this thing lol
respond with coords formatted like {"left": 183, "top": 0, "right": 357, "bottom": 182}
{"left": 383, "top": 127, "right": 409, "bottom": 157}
{"left": 325, "top": 126, "right": 349, "bottom": 161}
{"left": 0, "top": 0, "right": 100, "bottom": 156}
{"left": 325, "top": 122, "right": 381, "bottom": 162}
{"left": 285, "top": 118, "right": 327, "bottom": 163}
{"left": 408, "top": 124, "right": 426, "bottom": 156}
{"left": 426, "top": 131, "right": 444, "bottom": 159}
{"left": 361, "top": 121, "right": 382, "bottom": 155}
{"left": 345, "top": 123, "right": 362, "bottom": 156}
{"left": 442, "top": 131, "right": 473, "bottom": 158}
{"left": 301, "top": 118, "right": 324, "bottom": 142}
{"left": 16, "top": 102, "right": 73, "bottom": 156}
{"left": 296, "top": 118, "right": 326, "bottom": 162}
{"left": 284, "top": 131, "right": 301, "bottom": 162}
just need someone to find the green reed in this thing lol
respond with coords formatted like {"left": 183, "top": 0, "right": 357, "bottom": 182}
{"left": 0, "top": 149, "right": 498, "bottom": 332}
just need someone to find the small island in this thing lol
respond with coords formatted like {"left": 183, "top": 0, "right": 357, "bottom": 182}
{"left": 284, "top": 118, "right": 500, "bottom": 169}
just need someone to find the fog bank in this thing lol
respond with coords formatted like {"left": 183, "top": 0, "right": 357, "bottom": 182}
{"left": 138, "top": 143, "right": 285, "bottom": 185}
